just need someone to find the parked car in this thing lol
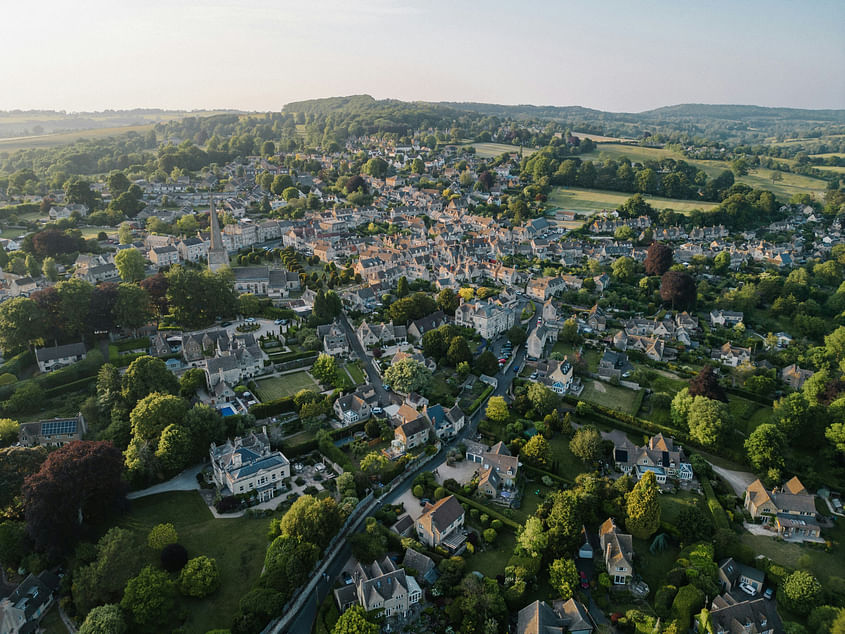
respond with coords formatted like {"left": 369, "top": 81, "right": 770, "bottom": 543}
{"left": 579, "top": 571, "right": 589, "bottom": 589}
{"left": 372, "top": 407, "right": 383, "bottom": 415}
{"left": 245, "top": 317, "right": 256, "bottom": 322}
{"left": 763, "top": 587, "right": 774, "bottom": 600}
{"left": 530, "top": 372, "right": 538, "bottom": 380}
{"left": 739, "top": 582, "right": 757, "bottom": 596}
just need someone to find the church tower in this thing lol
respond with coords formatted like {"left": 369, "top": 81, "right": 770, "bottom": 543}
{"left": 207, "top": 196, "right": 230, "bottom": 272}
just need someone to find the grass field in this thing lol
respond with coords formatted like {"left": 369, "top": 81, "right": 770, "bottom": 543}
{"left": 573, "top": 131, "right": 635, "bottom": 143}
{"left": 815, "top": 164, "right": 845, "bottom": 174}
{"left": 551, "top": 342, "right": 600, "bottom": 372}
{"left": 468, "top": 142, "right": 537, "bottom": 158}
{"left": 580, "top": 379, "right": 643, "bottom": 416}
{"left": 466, "top": 529, "right": 517, "bottom": 578}
{"left": 547, "top": 434, "right": 594, "bottom": 482}
{"left": 121, "top": 491, "right": 270, "bottom": 633}
{"left": 344, "top": 362, "right": 366, "bottom": 385}
{"left": 727, "top": 396, "right": 772, "bottom": 436}
{"left": 547, "top": 186, "right": 712, "bottom": 215}
{"left": 658, "top": 490, "right": 702, "bottom": 524}
{"left": 0, "top": 124, "right": 155, "bottom": 152}
{"left": 254, "top": 371, "right": 319, "bottom": 401}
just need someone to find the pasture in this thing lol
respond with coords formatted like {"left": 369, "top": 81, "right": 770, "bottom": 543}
{"left": 546, "top": 186, "right": 711, "bottom": 215}
{"left": 0, "top": 124, "right": 155, "bottom": 152}
{"left": 254, "top": 371, "right": 320, "bottom": 401}
{"left": 468, "top": 142, "right": 537, "bottom": 158}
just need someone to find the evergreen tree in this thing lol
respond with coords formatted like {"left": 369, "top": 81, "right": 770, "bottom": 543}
{"left": 626, "top": 471, "right": 661, "bottom": 539}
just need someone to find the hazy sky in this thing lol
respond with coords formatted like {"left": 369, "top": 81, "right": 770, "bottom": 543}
{"left": 2, "top": 0, "right": 843, "bottom": 112}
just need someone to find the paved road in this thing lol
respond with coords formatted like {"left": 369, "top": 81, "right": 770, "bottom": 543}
{"left": 711, "top": 463, "right": 756, "bottom": 497}
{"left": 338, "top": 313, "right": 389, "bottom": 404}
{"left": 283, "top": 333, "right": 526, "bottom": 631}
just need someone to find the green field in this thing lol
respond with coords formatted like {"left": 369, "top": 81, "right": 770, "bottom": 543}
{"left": 579, "top": 379, "right": 643, "bottom": 416}
{"left": 726, "top": 396, "right": 772, "bottom": 436}
{"left": 254, "top": 371, "right": 320, "bottom": 400}
{"left": 658, "top": 490, "right": 702, "bottom": 524}
{"left": 344, "top": 362, "right": 367, "bottom": 385}
{"left": 547, "top": 434, "right": 594, "bottom": 482}
{"left": 551, "top": 342, "right": 600, "bottom": 372}
{"left": 547, "top": 186, "right": 712, "bottom": 215}
{"left": 815, "top": 164, "right": 845, "bottom": 174}
{"left": 0, "top": 124, "right": 156, "bottom": 152}
{"left": 121, "top": 491, "right": 270, "bottom": 633}
{"left": 468, "top": 142, "right": 537, "bottom": 158}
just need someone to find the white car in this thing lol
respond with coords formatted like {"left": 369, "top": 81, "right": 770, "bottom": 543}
{"left": 738, "top": 582, "right": 757, "bottom": 596}
{"left": 372, "top": 407, "right": 383, "bottom": 415}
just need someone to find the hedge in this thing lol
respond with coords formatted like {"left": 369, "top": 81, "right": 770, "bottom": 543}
{"left": 44, "top": 376, "right": 97, "bottom": 397}
{"left": 450, "top": 491, "right": 521, "bottom": 531}
{"left": 113, "top": 337, "right": 150, "bottom": 353}
{"left": 725, "top": 387, "right": 773, "bottom": 407}
{"left": 522, "top": 463, "right": 573, "bottom": 485}
{"left": 249, "top": 396, "right": 297, "bottom": 419}
{"left": 279, "top": 420, "right": 368, "bottom": 460}
{"left": 0, "top": 350, "right": 33, "bottom": 378}
{"left": 267, "top": 350, "right": 318, "bottom": 363}
{"left": 701, "top": 480, "right": 730, "bottom": 529}
{"left": 468, "top": 385, "right": 495, "bottom": 415}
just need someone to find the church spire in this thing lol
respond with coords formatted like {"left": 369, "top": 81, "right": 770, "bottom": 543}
{"left": 207, "top": 195, "right": 230, "bottom": 272}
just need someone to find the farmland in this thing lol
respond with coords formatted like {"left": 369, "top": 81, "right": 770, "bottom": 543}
{"left": 546, "top": 186, "right": 711, "bottom": 215}
{"left": 468, "top": 142, "right": 537, "bottom": 158}
{"left": 0, "top": 124, "right": 156, "bottom": 153}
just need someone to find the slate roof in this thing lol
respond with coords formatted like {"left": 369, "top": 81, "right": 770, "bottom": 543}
{"left": 35, "top": 342, "right": 86, "bottom": 362}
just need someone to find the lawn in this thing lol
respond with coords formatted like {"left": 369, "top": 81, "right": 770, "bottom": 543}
{"left": 579, "top": 379, "right": 643, "bottom": 416}
{"left": 658, "top": 490, "right": 702, "bottom": 525}
{"left": 40, "top": 605, "right": 68, "bottom": 634}
{"left": 547, "top": 186, "right": 711, "bottom": 216}
{"left": 466, "top": 530, "right": 517, "bottom": 578}
{"left": 546, "top": 434, "right": 592, "bottom": 482}
{"left": 254, "top": 371, "right": 320, "bottom": 400}
{"left": 121, "top": 491, "right": 271, "bottom": 633}
{"left": 634, "top": 537, "right": 681, "bottom": 600}
{"left": 726, "top": 396, "right": 772, "bottom": 436}
{"left": 739, "top": 528, "right": 845, "bottom": 586}
{"left": 345, "top": 362, "right": 366, "bottom": 385}
{"left": 467, "top": 142, "right": 537, "bottom": 158}
{"left": 551, "top": 342, "right": 599, "bottom": 372}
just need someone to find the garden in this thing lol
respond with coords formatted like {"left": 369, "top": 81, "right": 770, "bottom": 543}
{"left": 254, "top": 371, "right": 321, "bottom": 401}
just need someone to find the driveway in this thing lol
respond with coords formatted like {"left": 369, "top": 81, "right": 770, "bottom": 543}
{"left": 437, "top": 459, "right": 479, "bottom": 486}
{"left": 339, "top": 314, "right": 389, "bottom": 404}
{"left": 711, "top": 463, "right": 756, "bottom": 497}
{"left": 127, "top": 464, "right": 203, "bottom": 499}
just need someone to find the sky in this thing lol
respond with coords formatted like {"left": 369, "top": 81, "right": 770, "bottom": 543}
{"left": 1, "top": 0, "right": 843, "bottom": 113}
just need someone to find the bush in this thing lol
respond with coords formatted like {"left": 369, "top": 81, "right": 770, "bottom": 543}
{"left": 671, "top": 584, "right": 704, "bottom": 625}
{"left": 147, "top": 523, "right": 178, "bottom": 551}
{"left": 215, "top": 496, "right": 240, "bottom": 513}
{"left": 491, "top": 519, "right": 503, "bottom": 530}
{"left": 160, "top": 543, "right": 189, "bottom": 572}
{"left": 482, "top": 528, "right": 497, "bottom": 544}
{"left": 179, "top": 556, "right": 220, "bottom": 597}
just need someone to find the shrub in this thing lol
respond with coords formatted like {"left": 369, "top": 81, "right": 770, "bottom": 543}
{"left": 161, "top": 543, "right": 188, "bottom": 572}
{"left": 482, "top": 528, "right": 497, "bottom": 544}
{"left": 147, "top": 523, "right": 178, "bottom": 551}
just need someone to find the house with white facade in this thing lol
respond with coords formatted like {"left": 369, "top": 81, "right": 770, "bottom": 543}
{"left": 210, "top": 429, "right": 290, "bottom": 502}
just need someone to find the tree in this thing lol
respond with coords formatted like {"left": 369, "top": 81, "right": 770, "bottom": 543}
{"left": 714, "top": 251, "right": 731, "bottom": 274}
{"left": 569, "top": 426, "right": 602, "bottom": 464}
{"left": 527, "top": 383, "right": 558, "bottom": 417}
{"left": 437, "top": 288, "right": 460, "bottom": 315}
{"left": 79, "top": 604, "right": 127, "bottom": 634}
{"left": 161, "top": 542, "right": 188, "bottom": 572}
{"left": 780, "top": 570, "right": 823, "bottom": 615}
{"left": 107, "top": 172, "right": 131, "bottom": 197}
{"left": 383, "top": 358, "right": 432, "bottom": 394}
{"left": 22, "top": 441, "right": 124, "bottom": 555}
{"left": 447, "top": 336, "right": 472, "bottom": 366}
{"left": 521, "top": 435, "right": 550, "bottom": 468}
{"left": 156, "top": 424, "right": 192, "bottom": 475}
{"left": 677, "top": 505, "right": 715, "bottom": 543}
{"left": 517, "top": 516, "right": 548, "bottom": 557}
{"left": 660, "top": 270, "right": 697, "bottom": 310}
{"left": 645, "top": 242, "right": 674, "bottom": 276}
{"left": 41, "top": 256, "right": 58, "bottom": 282}
{"left": 261, "top": 534, "right": 319, "bottom": 599}
{"left": 507, "top": 325, "right": 528, "bottom": 347}
{"left": 395, "top": 276, "right": 409, "bottom": 298}
{"left": 166, "top": 265, "right": 237, "bottom": 328}
{"left": 122, "top": 356, "right": 179, "bottom": 405}
{"left": 72, "top": 527, "right": 145, "bottom": 615}
{"left": 147, "top": 523, "right": 178, "bottom": 550}
{"left": 745, "top": 424, "right": 786, "bottom": 476}
{"left": 0, "top": 419, "right": 19, "bottom": 448}
{"left": 485, "top": 396, "right": 509, "bottom": 423}
{"left": 118, "top": 223, "right": 133, "bottom": 245}
{"left": 0, "top": 446, "right": 47, "bottom": 519}
{"left": 114, "top": 248, "right": 146, "bottom": 282}
{"left": 364, "top": 158, "right": 388, "bottom": 178}
{"left": 278, "top": 494, "right": 343, "bottom": 548}
{"left": 687, "top": 396, "right": 729, "bottom": 447}
{"left": 626, "top": 471, "right": 661, "bottom": 539}
{"left": 114, "top": 283, "right": 150, "bottom": 332}
{"left": 360, "top": 452, "right": 389, "bottom": 477}
{"left": 120, "top": 565, "right": 178, "bottom": 631}
{"left": 179, "top": 555, "right": 220, "bottom": 597}
{"left": 549, "top": 557, "right": 579, "bottom": 600}
{"left": 129, "top": 393, "right": 188, "bottom": 442}
{"left": 688, "top": 365, "right": 727, "bottom": 402}
{"left": 55, "top": 278, "right": 93, "bottom": 337}
{"left": 670, "top": 387, "right": 695, "bottom": 428}
{"left": 179, "top": 367, "right": 207, "bottom": 399}
{"left": 332, "top": 605, "right": 378, "bottom": 634}
{"left": 232, "top": 588, "right": 285, "bottom": 634}
{"left": 559, "top": 318, "right": 579, "bottom": 344}
{"left": 475, "top": 350, "right": 500, "bottom": 376}
{"left": 311, "top": 353, "right": 338, "bottom": 385}
{"left": 0, "top": 297, "right": 42, "bottom": 353}
{"left": 182, "top": 404, "right": 226, "bottom": 461}
{"left": 64, "top": 177, "right": 99, "bottom": 209}
{"left": 612, "top": 256, "right": 636, "bottom": 282}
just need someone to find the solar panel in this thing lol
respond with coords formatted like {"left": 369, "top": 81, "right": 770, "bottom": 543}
{"left": 41, "top": 419, "right": 77, "bottom": 436}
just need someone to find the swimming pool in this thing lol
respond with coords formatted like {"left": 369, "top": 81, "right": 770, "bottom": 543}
{"left": 219, "top": 406, "right": 237, "bottom": 417}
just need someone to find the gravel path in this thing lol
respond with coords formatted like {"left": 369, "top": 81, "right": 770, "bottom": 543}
{"left": 711, "top": 463, "right": 756, "bottom": 496}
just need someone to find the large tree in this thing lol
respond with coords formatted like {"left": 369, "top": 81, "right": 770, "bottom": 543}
{"left": 688, "top": 365, "right": 727, "bottom": 402}
{"left": 383, "top": 358, "right": 432, "bottom": 394}
{"left": 114, "top": 283, "right": 151, "bottom": 332}
{"left": 549, "top": 557, "right": 579, "bottom": 600}
{"left": 179, "top": 555, "right": 220, "bottom": 598}
{"left": 644, "top": 241, "right": 674, "bottom": 276}
{"left": 527, "top": 383, "right": 559, "bottom": 417}
{"left": 0, "top": 297, "right": 42, "bottom": 353}
{"left": 744, "top": 423, "right": 786, "bottom": 478}
{"left": 485, "top": 396, "right": 509, "bottom": 423}
{"left": 22, "top": 441, "right": 125, "bottom": 555}
{"left": 276, "top": 494, "right": 343, "bottom": 549}
{"left": 779, "top": 570, "right": 823, "bottom": 616}
{"left": 129, "top": 393, "right": 189, "bottom": 442}
{"left": 114, "top": 248, "right": 146, "bottom": 283}
{"left": 261, "top": 535, "right": 320, "bottom": 600}
{"left": 78, "top": 604, "right": 127, "bottom": 634}
{"left": 311, "top": 353, "right": 338, "bottom": 385}
{"left": 0, "top": 446, "right": 47, "bottom": 519}
{"left": 660, "top": 270, "right": 696, "bottom": 310}
{"left": 332, "top": 605, "right": 378, "bottom": 634}
{"left": 437, "top": 288, "right": 460, "bottom": 315}
{"left": 120, "top": 565, "right": 178, "bottom": 631}
{"left": 569, "top": 426, "right": 603, "bottom": 465}
{"left": 72, "top": 527, "right": 145, "bottom": 615}
{"left": 166, "top": 265, "right": 237, "bottom": 328}
{"left": 520, "top": 434, "right": 550, "bottom": 468}
{"left": 122, "top": 355, "right": 179, "bottom": 406}
{"left": 516, "top": 516, "right": 548, "bottom": 558}
{"left": 687, "top": 396, "right": 729, "bottom": 448}
{"left": 626, "top": 470, "right": 661, "bottom": 539}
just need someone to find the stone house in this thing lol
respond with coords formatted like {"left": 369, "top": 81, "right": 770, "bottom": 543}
{"left": 210, "top": 430, "right": 290, "bottom": 502}
{"left": 416, "top": 495, "right": 465, "bottom": 550}
{"left": 598, "top": 518, "right": 634, "bottom": 585}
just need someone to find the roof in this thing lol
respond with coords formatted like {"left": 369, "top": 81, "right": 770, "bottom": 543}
{"left": 35, "top": 342, "right": 86, "bottom": 362}
{"left": 709, "top": 593, "right": 782, "bottom": 634}
{"left": 419, "top": 495, "right": 464, "bottom": 534}
{"left": 516, "top": 600, "right": 565, "bottom": 634}
{"left": 397, "top": 417, "right": 429, "bottom": 438}
{"left": 719, "top": 558, "right": 765, "bottom": 585}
